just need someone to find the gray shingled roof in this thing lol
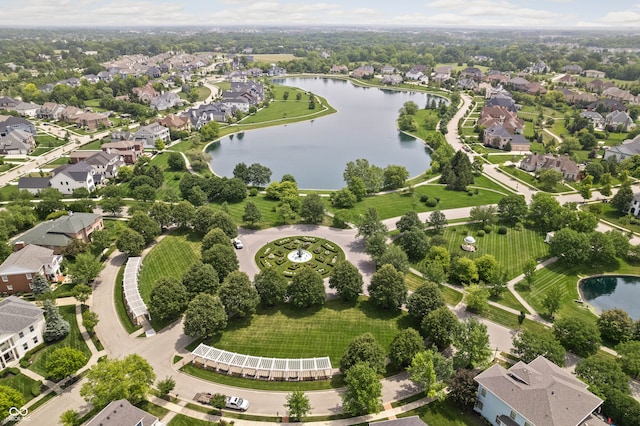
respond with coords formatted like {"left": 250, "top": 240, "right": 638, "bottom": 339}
{"left": 475, "top": 356, "right": 602, "bottom": 426}
{"left": 14, "top": 212, "right": 101, "bottom": 248}
{"left": 371, "top": 416, "right": 428, "bottom": 426}
{"left": 18, "top": 177, "right": 51, "bottom": 190}
{"left": 0, "top": 244, "right": 55, "bottom": 276}
{"left": 86, "top": 399, "right": 158, "bottom": 426}
{"left": 0, "top": 296, "right": 44, "bottom": 334}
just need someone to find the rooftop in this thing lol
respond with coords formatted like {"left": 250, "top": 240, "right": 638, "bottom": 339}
{"left": 0, "top": 296, "right": 44, "bottom": 334}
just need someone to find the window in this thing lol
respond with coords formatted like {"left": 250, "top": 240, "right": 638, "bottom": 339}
{"left": 32, "top": 337, "right": 38, "bottom": 344}
{"left": 510, "top": 410, "right": 517, "bottom": 420}
{"left": 525, "top": 422, "right": 532, "bottom": 426}
{"left": 6, "top": 285, "right": 12, "bottom": 291}
{"left": 22, "top": 343, "right": 28, "bottom": 351}
{"left": 18, "top": 332, "right": 24, "bottom": 338}
{"left": 481, "top": 388, "right": 486, "bottom": 397}
{"left": 1, "top": 275, "right": 7, "bottom": 282}
{"left": 29, "top": 325, "right": 34, "bottom": 332}
{"left": 474, "top": 400, "right": 484, "bottom": 410}
{"left": 25, "top": 273, "right": 32, "bottom": 280}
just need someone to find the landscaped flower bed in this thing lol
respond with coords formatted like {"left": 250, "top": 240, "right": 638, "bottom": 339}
{"left": 255, "top": 236, "right": 345, "bottom": 278}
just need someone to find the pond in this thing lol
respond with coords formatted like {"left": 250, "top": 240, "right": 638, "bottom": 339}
{"left": 207, "top": 77, "right": 446, "bottom": 189}
{"left": 580, "top": 275, "right": 640, "bottom": 320}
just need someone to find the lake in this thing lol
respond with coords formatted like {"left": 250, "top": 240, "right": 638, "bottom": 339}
{"left": 580, "top": 275, "right": 640, "bottom": 320}
{"left": 207, "top": 77, "right": 445, "bottom": 189}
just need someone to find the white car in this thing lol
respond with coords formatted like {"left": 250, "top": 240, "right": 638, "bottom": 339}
{"left": 233, "top": 238, "right": 244, "bottom": 249}
{"left": 226, "top": 396, "right": 249, "bottom": 411}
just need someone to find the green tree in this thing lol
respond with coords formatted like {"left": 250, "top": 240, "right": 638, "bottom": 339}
{"left": 396, "top": 211, "right": 423, "bottom": 233}
{"left": 149, "top": 202, "right": 173, "bottom": 230}
{"left": 389, "top": 328, "right": 424, "bottom": 369}
{"left": 71, "top": 283, "right": 92, "bottom": 306}
{"left": 219, "top": 271, "right": 260, "bottom": 319}
{"left": 453, "top": 318, "right": 492, "bottom": 369}
{"left": 201, "top": 228, "right": 230, "bottom": 252}
{"left": 357, "top": 207, "right": 388, "bottom": 239}
{"left": 328, "top": 260, "right": 363, "bottom": 302}
{"left": 383, "top": 165, "right": 409, "bottom": 189}
{"left": 167, "top": 152, "right": 186, "bottom": 171}
{"left": 541, "top": 284, "right": 563, "bottom": 318}
{"left": 129, "top": 211, "right": 161, "bottom": 245}
{"left": 616, "top": 340, "right": 640, "bottom": 379}
{"left": 68, "top": 252, "right": 102, "bottom": 285}
{"left": 399, "top": 228, "right": 430, "bottom": 261}
{"left": 171, "top": 201, "right": 195, "bottom": 228}
{"left": 253, "top": 268, "right": 288, "bottom": 306}
{"left": 406, "top": 281, "right": 445, "bottom": 320}
{"left": 43, "top": 299, "right": 70, "bottom": 342}
{"left": 426, "top": 210, "right": 448, "bottom": 234}
{"left": 368, "top": 264, "right": 407, "bottom": 310}
{"left": 45, "top": 347, "right": 87, "bottom": 380}
{"left": 408, "top": 350, "right": 452, "bottom": 399}
{"left": 210, "top": 211, "right": 238, "bottom": 238}
{"left": 116, "top": 228, "right": 146, "bottom": 256}
{"left": 448, "top": 369, "right": 478, "bottom": 408}
{"left": 284, "top": 391, "right": 312, "bottom": 421}
{"left": 512, "top": 329, "right": 565, "bottom": 366}
{"left": 182, "top": 262, "right": 220, "bottom": 297}
{"left": 537, "top": 169, "right": 563, "bottom": 191}
{"left": 90, "top": 229, "right": 113, "bottom": 255}
{"left": 549, "top": 228, "right": 590, "bottom": 264}
{"left": 202, "top": 243, "right": 238, "bottom": 281}
{"left": 421, "top": 306, "right": 459, "bottom": 350}
{"left": 157, "top": 376, "right": 176, "bottom": 397}
{"left": 242, "top": 201, "right": 262, "bottom": 227}
{"left": 60, "top": 410, "right": 80, "bottom": 426}
{"left": 247, "top": 163, "right": 272, "bottom": 187}
{"left": 80, "top": 354, "right": 156, "bottom": 408}
{"left": 332, "top": 188, "right": 357, "bottom": 208}
{"left": 0, "top": 385, "right": 25, "bottom": 421}
{"left": 365, "top": 233, "right": 388, "bottom": 262}
{"left": 183, "top": 293, "right": 228, "bottom": 339}
{"left": 553, "top": 316, "right": 602, "bottom": 357}
{"left": 82, "top": 310, "right": 99, "bottom": 335}
{"left": 287, "top": 267, "right": 326, "bottom": 308}
{"left": 575, "top": 355, "right": 630, "bottom": 396}
{"left": 347, "top": 176, "right": 367, "bottom": 201}
{"left": 100, "top": 197, "right": 125, "bottom": 216}
{"left": 199, "top": 121, "right": 220, "bottom": 141}
{"left": 340, "top": 333, "right": 386, "bottom": 374}
{"left": 440, "top": 150, "right": 474, "bottom": 191}
{"left": 528, "top": 192, "right": 563, "bottom": 231}
{"left": 612, "top": 181, "right": 634, "bottom": 214}
{"left": 474, "top": 254, "right": 498, "bottom": 283}
{"left": 498, "top": 194, "right": 528, "bottom": 224}
{"left": 300, "top": 194, "right": 325, "bottom": 224}
{"left": 211, "top": 393, "right": 227, "bottom": 414}
{"left": 598, "top": 308, "right": 634, "bottom": 344}
{"left": 464, "top": 283, "right": 490, "bottom": 315}
{"left": 522, "top": 258, "right": 537, "bottom": 289}
{"left": 341, "top": 363, "right": 382, "bottom": 416}
{"left": 449, "top": 257, "right": 478, "bottom": 285}
{"left": 469, "top": 205, "right": 498, "bottom": 226}
{"left": 148, "top": 277, "right": 189, "bottom": 322}
{"left": 31, "top": 273, "right": 51, "bottom": 297}
{"left": 343, "top": 159, "right": 384, "bottom": 194}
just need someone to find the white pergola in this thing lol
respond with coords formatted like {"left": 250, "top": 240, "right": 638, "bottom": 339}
{"left": 191, "top": 343, "right": 332, "bottom": 381}
{"left": 122, "top": 257, "right": 149, "bottom": 325}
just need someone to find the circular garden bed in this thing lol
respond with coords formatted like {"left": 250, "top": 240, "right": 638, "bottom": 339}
{"left": 255, "top": 236, "right": 345, "bottom": 278}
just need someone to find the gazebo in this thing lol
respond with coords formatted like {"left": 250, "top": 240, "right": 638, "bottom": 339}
{"left": 462, "top": 235, "right": 477, "bottom": 252}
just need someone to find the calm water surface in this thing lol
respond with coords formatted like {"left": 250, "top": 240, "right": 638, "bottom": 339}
{"left": 207, "top": 78, "right": 444, "bottom": 189}
{"left": 580, "top": 275, "right": 640, "bottom": 320}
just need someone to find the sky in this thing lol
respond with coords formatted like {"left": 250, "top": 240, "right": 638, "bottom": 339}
{"left": 2, "top": 0, "right": 640, "bottom": 28}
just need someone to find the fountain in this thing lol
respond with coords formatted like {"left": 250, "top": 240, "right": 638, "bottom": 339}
{"left": 288, "top": 246, "right": 313, "bottom": 263}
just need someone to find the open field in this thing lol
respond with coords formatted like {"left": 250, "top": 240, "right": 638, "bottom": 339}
{"left": 251, "top": 54, "right": 297, "bottom": 62}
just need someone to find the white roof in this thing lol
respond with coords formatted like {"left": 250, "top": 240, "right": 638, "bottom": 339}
{"left": 122, "top": 257, "right": 148, "bottom": 319}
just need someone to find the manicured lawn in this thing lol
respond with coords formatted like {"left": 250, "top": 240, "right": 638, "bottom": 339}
{"left": 181, "top": 363, "right": 343, "bottom": 391}
{"left": 485, "top": 154, "right": 523, "bottom": 164}
{"left": 480, "top": 305, "right": 549, "bottom": 335}
{"left": 28, "top": 305, "right": 91, "bottom": 378}
{"left": 135, "top": 400, "right": 169, "bottom": 420}
{"left": 492, "top": 288, "right": 529, "bottom": 314}
{"left": 211, "top": 194, "right": 294, "bottom": 228}
{"left": 137, "top": 230, "right": 202, "bottom": 303}
{"left": 168, "top": 414, "right": 213, "bottom": 426}
{"left": 148, "top": 152, "right": 191, "bottom": 200}
{"left": 30, "top": 147, "right": 54, "bottom": 156}
{"left": 398, "top": 397, "right": 486, "bottom": 426}
{"left": 440, "top": 223, "right": 550, "bottom": 280}
{"left": 79, "top": 139, "right": 103, "bottom": 150}
{"left": 598, "top": 202, "right": 640, "bottom": 234}
{"left": 0, "top": 370, "right": 41, "bottom": 403}
{"left": 46, "top": 156, "right": 71, "bottom": 166}
{"left": 254, "top": 236, "right": 345, "bottom": 279}
{"left": 35, "top": 135, "right": 65, "bottom": 149}
{"left": 328, "top": 184, "right": 505, "bottom": 223}
{"left": 498, "top": 165, "right": 571, "bottom": 193}
{"left": 204, "top": 297, "right": 415, "bottom": 366}
{"left": 405, "top": 272, "right": 464, "bottom": 306}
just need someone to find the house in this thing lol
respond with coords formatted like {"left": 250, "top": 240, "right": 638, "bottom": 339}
{"left": 526, "top": 82, "right": 547, "bottom": 95}
{"left": 132, "top": 83, "right": 160, "bottom": 103}
{"left": 580, "top": 111, "right": 604, "bottom": 128}
{"left": 82, "top": 74, "right": 100, "bottom": 84}
{"left": 629, "top": 192, "right": 640, "bottom": 216}
{"left": 585, "top": 79, "right": 614, "bottom": 94}
{"left": 267, "top": 65, "right": 286, "bottom": 76}
{"left": 134, "top": 123, "right": 170, "bottom": 148}
{"left": 0, "top": 129, "right": 35, "bottom": 155}
{"left": 506, "top": 77, "right": 531, "bottom": 92}
{"left": 382, "top": 75, "right": 403, "bottom": 85}
{"left": 86, "top": 399, "right": 160, "bottom": 426}
{"left": 604, "top": 135, "right": 640, "bottom": 162}
{"left": 0, "top": 116, "right": 37, "bottom": 136}
{"left": 369, "top": 417, "right": 428, "bottom": 426}
{"left": 529, "top": 61, "right": 547, "bottom": 74}
{"left": 351, "top": 65, "right": 375, "bottom": 78}
{"left": 0, "top": 244, "right": 62, "bottom": 295}
{"left": 70, "top": 112, "right": 110, "bottom": 131}
{"left": 605, "top": 110, "right": 634, "bottom": 131}
{"left": 520, "top": 153, "right": 579, "bottom": 181}
{"left": 474, "top": 356, "right": 603, "bottom": 426}
{"left": 486, "top": 94, "right": 517, "bottom": 112}
{"left": 0, "top": 96, "right": 19, "bottom": 110}
{"left": 14, "top": 212, "right": 103, "bottom": 254}
{"left": 70, "top": 150, "right": 101, "bottom": 164}
{"left": 586, "top": 98, "right": 626, "bottom": 113}
{"left": 49, "top": 162, "right": 96, "bottom": 194}
{"left": 485, "top": 85, "right": 512, "bottom": 100}
{"left": 186, "top": 103, "right": 236, "bottom": 128}
{"left": 380, "top": 65, "right": 395, "bottom": 75}
{"left": 101, "top": 139, "right": 143, "bottom": 164}
{"left": 37, "top": 102, "right": 66, "bottom": 120}
{"left": 603, "top": 86, "right": 637, "bottom": 103}
{"left": 84, "top": 151, "right": 125, "bottom": 180}
{"left": 150, "top": 92, "right": 182, "bottom": 111}
{"left": 0, "top": 296, "right": 46, "bottom": 368}
{"left": 432, "top": 72, "right": 451, "bottom": 84}
{"left": 460, "top": 67, "right": 483, "bottom": 80}
{"left": 12, "top": 102, "right": 41, "bottom": 118}
{"left": 329, "top": 65, "right": 348, "bottom": 74}
{"left": 561, "top": 64, "right": 583, "bottom": 74}
{"left": 478, "top": 106, "right": 524, "bottom": 134}
{"left": 405, "top": 69, "right": 425, "bottom": 81}
{"left": 483, "top": 124, "right": 530, "bottom": 151}
{"left": 157, "top": 114, "right": 190, "bottom": 131}
{"left": 557, "top": 74, "right": 577, "bottom": 86}
{"left": 457, "top": 78, "right": 477, "bottom": 90}
{"left": 18, "top": 177, "right": 51, "bottom": 195}
{"left": 584, "top": 69, "right": 606, "bottom": 79}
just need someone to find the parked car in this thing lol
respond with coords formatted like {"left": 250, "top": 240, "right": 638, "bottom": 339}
{"left": 226, "top": 396, "right": 249, "bottom": 411}
{"left": 233, "top": 238, "right": 244, "bottom": 249}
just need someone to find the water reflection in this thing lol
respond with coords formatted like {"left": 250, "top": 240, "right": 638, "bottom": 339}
{"left": 581, "top": 275, "right": 640, "bottom": 320}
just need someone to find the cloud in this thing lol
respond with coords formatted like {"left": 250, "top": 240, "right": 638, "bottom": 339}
{"left": 591, "top": 11, "right": 640, "bottom": 26}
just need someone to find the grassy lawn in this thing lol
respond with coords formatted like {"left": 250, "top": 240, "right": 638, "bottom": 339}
{"left": 28, "top": 305, "right": 91, "bottom": 378}
{"left": 328, "top": 183, "right": 505, "bottom": 223}
{"left": 485, "top": 154, "right": 523, "bottom": 164}
{"left": 168, "top": 414, "right": 213, "bottom": 426}
{"left": 203, "top": 297, "right": 415, "bottom": 366}
{"left": 0, "top": 370, "right": 41, "bottom": 403}
{"left": 30, "top": 147, "right": 55, "bottom": 156}
{"left": 79, "top": 139, "right": 103, "bottom": 150}
{"left": 114, "top": 264, "right": 141, "bottom": 334}
{"left": 148, "top": 152, "right": 191, "bottom": 200}
{"left": 46, "top": 156, "right": 71, "bottom": 166}
{"left": 406, "top": 272, "right": 464, "bottom": 306}
{"left": 398, "top": 397, "right": 486, "bottom": 426}
{"left": 135, "top": 400, "right": 170, "bottom": 420}
{"left": 254, "top": 236, "right": 345, "bottom": 278}
{"left": 598, "top": 203, "right": 640, "bottom": 234}
{"left": 440, "top": 223, "right": 549, "bottom": 280}
{"left": 138, "top": 230, "right": 202, "bottom": 303}
{"left": 207, "top": 194, "right": 294, "bottom": 229}
{"left": 181, "top": 363, "right": 343, "bottom": 391}
{"left": 498, "top": 165, "right": 571, "bottom": 193}
{"left": 481, "top": 304, "right": 549, "bottom": 335}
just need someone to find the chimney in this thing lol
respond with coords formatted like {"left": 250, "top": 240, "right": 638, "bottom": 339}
{"left": 13, "top": 241, "right": 25, "bottom": 252}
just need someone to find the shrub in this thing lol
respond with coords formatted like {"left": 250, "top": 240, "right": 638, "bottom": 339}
{"left": 514, "top": 223, "right": 522, "bottom": 231}
{"left": 467, "top": 190, "right": 473, "bottom": 196}
{"left": 435, "top": 197, "right": 441, "bottom": 203}
{"left": 425, "top": 199, "right": 437, "bottom": 207}
{"left": 31, "top": 381, "right": 42, "bottom": 397}
{"left": 249, "top": 188, "right": 259, "bottom": 196}
{"left": 20, "top": 359, "right": 30, "bottom": 368}
{"left": 477, "top": 230, "right": 485, "bottom": 237}
{"left": 420, "top": 195, "right": 429, "bottom": 202}
{"left": 483, "top": 225, "right": 492, "bottom": 234}
{"left": 498, "top": 226, "right": 507, "bottom": 235}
